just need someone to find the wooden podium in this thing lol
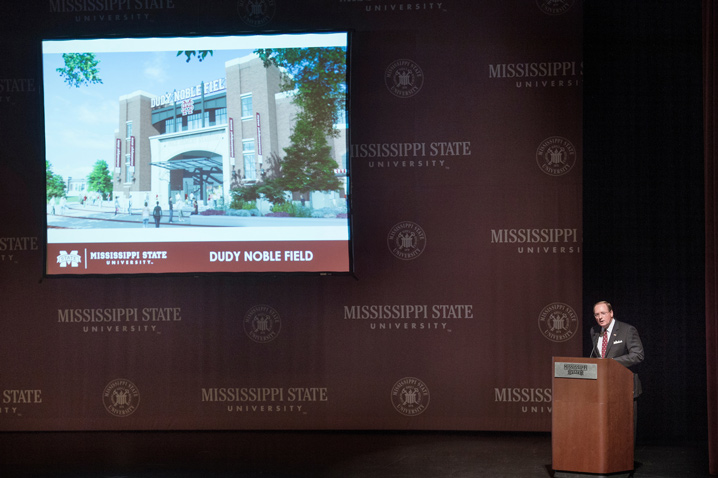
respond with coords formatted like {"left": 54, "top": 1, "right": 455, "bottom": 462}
{"left": 552, "top": 357, "right": 634, "bottom": 476}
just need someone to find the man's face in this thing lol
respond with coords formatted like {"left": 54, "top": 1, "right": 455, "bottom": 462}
{"left": 593, "top": 303, "right": 613, "bottom": 329}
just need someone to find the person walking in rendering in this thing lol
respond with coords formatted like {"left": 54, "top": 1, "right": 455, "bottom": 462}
{"left": 142, "top": 202, "right": 150, "bottom": 228}
{"left": 152, "top": 201, "right": 162, "bottom": 228}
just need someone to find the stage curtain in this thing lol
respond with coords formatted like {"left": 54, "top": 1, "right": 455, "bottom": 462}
{"left": 704, "top": 0, "right": 718, "bottom": 474}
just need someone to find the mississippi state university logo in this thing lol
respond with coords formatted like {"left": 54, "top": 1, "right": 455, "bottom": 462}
{"left": 538, "top": 302, "right": 578, "bottom": 342}
{"left": 385, "top": 59, "right": 424, "bottom": 98}
{"left": 57, "top": 250, "right": 81, "bottom": 267}
{"left": 387, "top": 221, "right": 426, "bottom": 260}
{"left": 536, "top": 0, "right": 576, "bottom": 15}
{"left": 391, "top": 377, "right": 430, "bottom": 416}
{"left": 237, "top": 0, "right": 276, "bottom": 27}
{"left": 102, "top": 379, "right": 140, "bottom": 417}
{"left": 536, "top": 136, "right": 576, "bottom": 176}
{"left": 244, "top": 305, "right": 281, "bottom": 343}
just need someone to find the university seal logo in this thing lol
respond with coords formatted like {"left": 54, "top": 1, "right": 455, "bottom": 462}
{"left": 102, "top": 379, "right": 140, "bottom": 417}
{"left": 536, "top": 136, "right": 576, "bottom": 176}
{"left": 244, "top": 305, "right": 281, "bottom": 343}
{"left": 387, "top": 221, "right": 426, "bottom": 260}
{"left": 538, "top": 302, "right": 578, "bottom": 342}
{"left": 237, "top": 0, "right": 276, "bottom": 27}
{"left": 536, "top": 0, "right": 576, "bottom": 16}
{"left": 391, "top": 377, "right": 430, "bottom": 416}
{"left": 385, "top": 59, "right": 424, "bottom": 98}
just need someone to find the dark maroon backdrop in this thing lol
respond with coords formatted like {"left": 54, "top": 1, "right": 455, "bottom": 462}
{"left": 0, "top": 0, "right": 582, "bottom": 432}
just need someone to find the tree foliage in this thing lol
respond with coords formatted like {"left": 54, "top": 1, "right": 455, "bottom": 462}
{"left": 229, "top": 183, "right": 260, "bottom": 210}
{"left": 229, "top": 179, "right": 289, "bottom": 209}
{"left": 46, "top": 160, "right": 65, "bottom": 200}
{"left": 56, "top": 53, "right": 103, "bottom": 88}
{"left": 87, "top": 160, "right": 113, "bottom": 198}
{"left": 254, "top": 47, "right": 346, "bottom": 194}
{"left": 177, "top": 50, "right": 213, "bottom": 62}
{"left": 277, "top": 116, "right": 340, "bottom": 193}
{"left": 255, "top": 47, "right": 347, "bottom": 137}
{"left": 257, "top": 178, "right": 288, "bottom": 205}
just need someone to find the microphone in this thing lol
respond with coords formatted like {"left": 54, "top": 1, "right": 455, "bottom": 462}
{"left": 590, "top": 329, "right": 600, "bottom": 358}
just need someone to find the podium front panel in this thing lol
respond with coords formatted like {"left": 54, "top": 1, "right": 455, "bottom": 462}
{"left": 552, "top": 357, "right": 634, "bottom": 474}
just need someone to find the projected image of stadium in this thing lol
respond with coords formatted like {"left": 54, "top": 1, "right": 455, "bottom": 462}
{"left": 42, "top": 32, "right": 350, "bottom": 275}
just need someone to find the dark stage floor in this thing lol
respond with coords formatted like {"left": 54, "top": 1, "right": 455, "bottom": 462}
{"left": 0, "top": 431, "right": 710, "bottom": 477}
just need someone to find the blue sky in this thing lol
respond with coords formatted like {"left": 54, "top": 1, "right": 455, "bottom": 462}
{"left": 42, "top": 33, "right": 347, "bottom": 181}
{"left": 43, "top": 45, "right": 250, "bottom": 181}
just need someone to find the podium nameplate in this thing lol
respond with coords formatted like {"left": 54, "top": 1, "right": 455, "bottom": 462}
{"left": 554, "top": 362, "right": 598, "bottom": 380}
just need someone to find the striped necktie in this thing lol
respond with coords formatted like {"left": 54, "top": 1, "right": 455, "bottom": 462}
{"left": 601, "top": 329, "right": 608, "bottom": 358}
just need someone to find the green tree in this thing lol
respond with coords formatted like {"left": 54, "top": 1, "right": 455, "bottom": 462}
{"left": 257, "top": 177, "right": 288, "bottom": 205}
{"left": 229, "top": 183, "right": 260, "bottom": 210}
{"left": 46, "top": 160, "right": 65, "bottom": 200}
{"left": 56, "top": 53, "right": 103, "bottom": 88}
{"left": 255, "top": 47, "right": 346, "bottom": 194}
{"left": 87, "top": 160, "right": 113, "bottom": 198}
{"left": 278, "top": 116, "right": 340, "bottom": 193}
{"left": 255, "top": 47, "right": 347, "bottom": 137}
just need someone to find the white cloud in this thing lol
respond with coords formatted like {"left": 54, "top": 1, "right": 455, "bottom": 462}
{"left": 144, "top": 53, "right": 170, "bottom": 83}
{"left": 75, "top": 100, "right": 118, "bottom": 126}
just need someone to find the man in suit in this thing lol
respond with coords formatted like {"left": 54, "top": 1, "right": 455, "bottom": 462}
{"left": 591, "top": 300, "right": 644, "bottom": 445}
{"left": 590, "top": 300, "right": 645, "bottom": 396}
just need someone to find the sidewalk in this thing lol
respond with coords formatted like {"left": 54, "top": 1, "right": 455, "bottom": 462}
{"left": 50, "top": 203, "right": 345, "bottom": 228}
{"left": 63, "top": 202, "right": 194, "bottom": 221}
{"left": 48, "top": 202, "right": 195, "bottom": 228}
